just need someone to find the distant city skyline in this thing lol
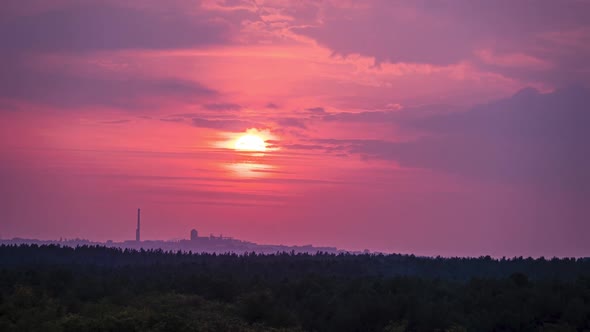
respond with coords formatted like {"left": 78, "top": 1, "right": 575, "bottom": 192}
{"left": 1, "top": 207, "right": 348, "bottom": 255}
{"left": 1, "top": 219, "right": 347, "bottom": 256}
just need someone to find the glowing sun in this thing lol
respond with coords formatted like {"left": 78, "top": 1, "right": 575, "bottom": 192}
{"left": 235, "top": 134, "right": 266, "bottom": 151}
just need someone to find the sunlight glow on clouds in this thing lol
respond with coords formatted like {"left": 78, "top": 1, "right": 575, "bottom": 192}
{"left": 1, "top": 0, "right": 589, "bottom": 256}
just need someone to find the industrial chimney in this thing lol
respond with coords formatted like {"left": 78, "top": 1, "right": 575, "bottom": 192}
{"left": 136, "top": 208, "right": 141, "bottom": 242}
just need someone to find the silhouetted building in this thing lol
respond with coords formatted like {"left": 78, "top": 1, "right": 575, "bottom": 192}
{"left": 190, "top": 229, "right": 198, "bottom": 241}
{"left": 136, "top": 208, "right": 141, "bottom": 242}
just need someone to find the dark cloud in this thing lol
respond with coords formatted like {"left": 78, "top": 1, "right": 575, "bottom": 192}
{"left": 322, "top": 104, "right": 456, "bottom": 124}
{"left": 0, "top": 2, "right": 235, "bottom": 53}
{"left": 315, "top": 86, "right": 590, "bottom": 190}
{"left": 0, "top": 1, "right": 259, "bottom": 111}
{"left": 323, "top": 110, "right": 395, "bottom": 123}
{"left": 276, "top": 118, "right": 307, "bottom": 129}
{"left": 280, "top": 143, "right": 326, "bottom": 151}
{"left": 297, "top": 1, "right": 590, "bottom": 64}
{"left": 0, "top": 60, "right": 217, "bottom": 109}
{"left": 277, "top": 140, "right": 358, "bottom": 155}
{"left": 0, "top": 100, "right": 20, "bottom": 112}
{"left": 294, "top": 0, "right": 590, "bottom": 85}
{"left": 266, "top": 103, "right": 279, "bottom": 109}
{"left": 191, "top": 118, "right": 263, "bottom": 131}
{"left": 169, "top": 113, "right": 204, "bottom": 119}
{"left": 398, "top": 86, "right": 589, "bottom": 188}
{"left": 305, "top": 107, "right": 326, "bottom": 114}
{"left": 202, "top": 103, "right": 243, "bottom": 111}
{"left": 160, "top": 118, "right": 184, "bottom": 123}
{"left": 101, "top": 119, "right": 130, "bottom": 124}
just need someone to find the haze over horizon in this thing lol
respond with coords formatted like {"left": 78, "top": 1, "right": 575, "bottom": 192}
{"left": 1, "top": 0, "right": 589, "bottom": 258}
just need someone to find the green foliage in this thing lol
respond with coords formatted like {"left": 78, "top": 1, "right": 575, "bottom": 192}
{"left": 0, "top": 245, "right": 589, "bottom": 332}
{"left": 383, "top": 320, "right": 408, "bottom": 332}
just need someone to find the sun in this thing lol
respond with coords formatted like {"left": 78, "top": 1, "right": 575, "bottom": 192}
{"left": 234, "top": 134, "right": 266, "bottom": 151}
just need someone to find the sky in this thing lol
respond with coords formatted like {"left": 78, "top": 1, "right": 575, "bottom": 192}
{"left": 1, "top": 0, "right": 589, "bottom": 257}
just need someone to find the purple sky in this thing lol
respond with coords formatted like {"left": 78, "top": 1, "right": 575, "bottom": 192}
{"left": 1, "top": 0, "right": 589, "bottom": 257}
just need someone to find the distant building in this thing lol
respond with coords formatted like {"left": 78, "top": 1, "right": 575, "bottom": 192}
{"left": 136, "top": 208, "right": 141, "bottom": 242}
{"left": 190, "top": 229, "right": 198, "bottom": 241}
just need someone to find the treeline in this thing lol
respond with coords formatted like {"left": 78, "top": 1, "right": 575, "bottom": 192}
{"left": 0, "top": 245, "right": 589, "bottom": 331}
{"left": 1, "top": 244, "right": 589, "bottom": 280}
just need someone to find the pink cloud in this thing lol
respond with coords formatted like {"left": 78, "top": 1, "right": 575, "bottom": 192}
{"left": 1, "top": 0, "right": 589, "bottom": 257}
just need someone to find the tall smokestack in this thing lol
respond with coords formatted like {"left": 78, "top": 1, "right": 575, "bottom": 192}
{"left": 136, "top": 208, "right": 141, "bottom": 242}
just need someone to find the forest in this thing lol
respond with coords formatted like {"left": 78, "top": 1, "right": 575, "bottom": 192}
{"left": 0, "top": 244, "right": 589, "bottom": 331}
